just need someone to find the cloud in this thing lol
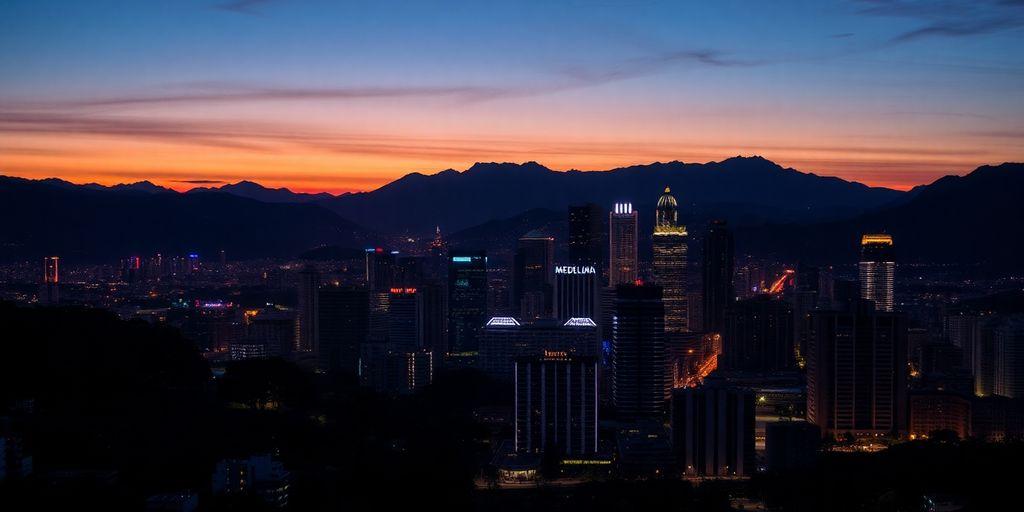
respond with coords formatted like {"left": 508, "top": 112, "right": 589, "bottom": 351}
{"left": 852, "top": 0, "right": 1024, "bottom": 43}
{"left": 172, "top": 179, "right": 226, "bottom": 184}
{"left": 216, "top": 0, "right": 278, "bottom": 14}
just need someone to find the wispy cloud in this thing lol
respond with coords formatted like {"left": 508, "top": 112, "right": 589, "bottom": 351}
{"left": 216, "top": 0, "right": 279, "bottom": 15}
{"left": 172, "top": 179, "right": 226, "bottom": 184}
{"left": 853, "top": 0, "right": 1024, "bottom": 43}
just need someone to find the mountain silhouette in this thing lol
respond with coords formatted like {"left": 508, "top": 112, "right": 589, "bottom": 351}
{"left": 736, "top": 163, "right": 1024, "bottom": 269}
{"left": 188, "top": 180, "right": 335, "bottom": 203}
{"left": 317, "top": 157, "right": 903, "bottom": 233}
{"left": 0, "top": 176, "right": 371, "bottom": 262}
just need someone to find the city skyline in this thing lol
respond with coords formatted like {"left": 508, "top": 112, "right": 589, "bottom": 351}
{"left": 3, "top": 1, "right": 1024, "bottom": 192}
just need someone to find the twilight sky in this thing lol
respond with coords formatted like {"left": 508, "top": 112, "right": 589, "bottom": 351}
{"left": 1, "top": 0, "right": 1022, "bottom": 193}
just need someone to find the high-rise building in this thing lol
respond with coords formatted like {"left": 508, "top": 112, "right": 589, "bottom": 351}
{"left": 365, "top": 248, "right": 396, "bottom": 292}
{"left": 316, "top": 285, "right": 369, "bottom": 375}
{"left": 609, "top": 203, "right": 638, "bottom": 287}
{"left": 721, "top": 295, "right": 795, "bottom": 372}
{"left": 859, "top": 234, "right": 895, "bottom": 312}
{"left": 296, "top": 265, "right": 320, "bottom": 352}
{"left": 512, "top": 231, "right": 555, "bottom": 320}
{"left": 612, "top": 283, "right": 668, "bottom": 419}
{"left": 568, "top": 203, "right": 604, "bottom": 269}
{"left": 993, "top": 315, "right": 1024, "bottom": 399}
{"left": 908, "top": 391, "right": 971, "bottom": 439}
{"left": 671, "top": 381, "right": 756, "bottom": 477}
{"left": 652, "top": 187, "right": 688, "bottom": 333}
{"left": 479, "top": 316, "right": 599, "bottom": 381}
{"left": 807, "top": 300, "right": 908, "bottom": 437}
{"left": 39, "top": 256, "right": 60, "bottom": 304}
{"left": 702, "top": 220, "right": 734, "bottom": 334}
{"left": 448, "top": 250, "right": 488, "bottom": 355}
{"left": 245, "top": 307, "right": 297, "bottom": 357}
{"left": 554, "top": 264, "right": 599, "bottom": 322}
{"left": 514, "top": 352, "right": 598, "bottom": 456}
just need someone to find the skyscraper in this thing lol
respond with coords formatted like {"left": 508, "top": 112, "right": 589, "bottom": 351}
{"left": 702, "top": 220, "right": 734, "bottom": 334}
{"left": 554, "top": 264, "right": 599, "bottom": 322}
{"left": 859, "top": 234, "right": 895, "bottom": 312}
{"left": 652, "top": 187, "right": 688, "bottom": 333}
{"left": 608, "top": 203, "right": 638, "bottom": 287}
{"left": 512, "top": 230, "right": 555, "bottom": 320}
{"left": 722, "top": 295, "right": 795, "bottom": 372}
{"left": 568, "top": 203, "right": 603, "bottom": 269}
{"left": 366, "top": 248, "right": 396, "bottom": 292}
{"left": 612, "top": 283, "right": 668, "bottom": 419}
{"left": 40, "top": 256, "right": 60, "bottom": 305}
{"left": 448, "top": 250, "right": 488, "bottom": 355}
{"left": 807, "top": 300, "right": 908, "bottom": 437}
{"left": 296, "top": 265, "right": 320, "bottom": 352}
{"left": 514, "top": 352, "right": 598, "bottom": 456}
{"left": 479, "top": 316, "right": 599, "bottom": 381}
{"left": 671, "top": 381, "right": 755, "bottom": 477}
{"left": 317, "top": 285, "right": 369, "bottom": 375}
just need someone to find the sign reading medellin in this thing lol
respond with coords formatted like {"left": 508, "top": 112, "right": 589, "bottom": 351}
{"left": 555, "top": 265, "right": 596, "bottom": 275}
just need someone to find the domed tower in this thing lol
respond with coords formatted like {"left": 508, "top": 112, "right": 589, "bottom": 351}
{"left": 652, "top": 186, "right": 689, "bottom": 335}
{"left": 656, "top": 186, "right": 679, "bottom": 229}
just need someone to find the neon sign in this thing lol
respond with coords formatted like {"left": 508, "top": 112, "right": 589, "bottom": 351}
{"left": 555, "top": 265, "right": 596, "bottom": 275}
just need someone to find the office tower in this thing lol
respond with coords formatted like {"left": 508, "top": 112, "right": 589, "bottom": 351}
{"left": 316, "top": 285, "right": 369, "bottom": 375}
{"left": 765, "top": 421, "right": 820, "bottom": 472}
{"left": 554, "top": 264, "right": 599, "bottom": 322}
{"left": 480, "top": 316, "right": 599, "bottom": 381}
{"left": 702, "top": 220, "right": 734, "bottom": 334}
{"left": 514, "top": 352, "right": 598, "bottom": 456}
{"left": 807, "top": 300, "right": 908, "bottom": 437}
{"left": 609, "top": 203, "right": 638, "bottom": 286}
{"left": 652, "top": 187, "right": 689, "bottom": 333}
{"left": 859, "top": 234, "right": 895, "bottom": 312}
{"left": 365, "top": 248, "right": 396, "bottom": 292}
{"left": 512, "top": 230, "right": 555, "bottom": 320}
{"left": 386, "top": 287, "right": 420, "bottom": 352}
{"left": 612, "top": 283, "right": 668, "bottom": 419}
{"left": 568, "top": 203, "right": 603, "bottom": 268}
{"left": 908, "top": 391, "right": 971, "bottom": 439}
{"left": 671, "top": 381, "right": 756, "bottom": 477}
{"left": 793, "top": 264, "right": 821, "bottom": 360}
{"left": 39, "top": 256, "right": 60, "bottom": 304}
{"left": 448, "top": 250, "right": 488, "bottom": 355}
{"left": 993, "top": 315, "right": 1024, "bottom": 399}
{"left": 296, "top": 265, "right": 320, "bottom": 352}
{"left": 245, "top": 307, "right": 298, "bottom": 357}
{"left": 722, "top": 295, "right": 795, "bottom": 372}
{"left": 362, "top": 344, "right": 433, "bottom": 395}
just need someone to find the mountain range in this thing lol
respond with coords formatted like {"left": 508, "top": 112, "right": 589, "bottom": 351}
{"left": 1, "top": 158, "right": 1020, "bottom": 269}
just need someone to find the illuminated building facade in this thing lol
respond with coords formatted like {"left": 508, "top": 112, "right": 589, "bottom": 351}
{"left": 316, "top": 285, "right": 369, "bottom": 375}
{"left": 512, "top": 230, "right": 555, "bottom": 320}
{"left": 993, "top": 315, "right": 1024, "bottom": 399}
{"left": 514, "top": 352, "right": 598, "bottom": 456}
{"left": 608, "top": 203, "right": 638, "bottom": 287}
{"left": 671, "top": 381, "right": 755, "bottom": 477}
{"left": 39, "top": 256, "right": 60, "bottom": 304}
{"left": 212, "top": 454, "right": 290, "bottom": 509}
{"left": 554, "top": 265, "right": 599, "bottom": 322}
{"left": 807, "top": 300, "right": 908, "bottom": 436}
{"left": 447, "top": 250, "right": 488, "bottom": 355}
{"left": 859, "top": 234, "right": 895, "bottom": 312}
{"left": 612, "top": 283, "right": 668, "bottom": 419}
{"left": 480, "top": 316, "right": 599, "bottom": 381}
{"left": 652, "top": 187, "right": 689, "bottom": 333}
{"left": 568, "top": 203, "right": 603, "bottom": 269}
{"left": 296, "top": 265, "right": 320, "bottom": 352}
